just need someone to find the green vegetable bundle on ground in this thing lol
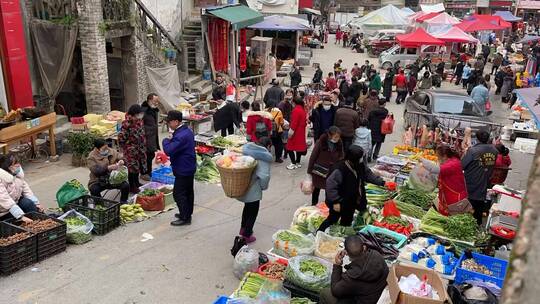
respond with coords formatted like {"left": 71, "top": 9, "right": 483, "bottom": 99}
{"left": 420, "top": 208, "right": 479, "bottom": 242}
{"left": 195, "top": 155, "right": 220, "bottom": 183}
{"left": 395, "top": 200, "right": 426, "bottom": 219}
{"left": 327, "top": 225, "right": 357, "bottom": 238}
{"left": 396, "top": 183, "right": 436, "bottom": 210}
{"left": 366, "top": 183, "right": 392, "bottom": 207}
{"left": 233, "top": 272, "right": 267, "bottom": 299}
{"left": 59, "top": 210, "right": 94, "bottom": 244}
{"left": 210, "top": 136, "right": 234, "bottom": 147}
{"left": 285, "top": 256, "right": 332, "bottom": 293}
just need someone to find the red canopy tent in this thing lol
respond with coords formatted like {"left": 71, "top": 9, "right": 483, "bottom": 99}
{"left": 396, "top": 28, "right": 445, "bottom": 47}
{"left": 416, "top": 12, "right": 441, "bottom": 23}
{"left": 457, "top": 14, "right": 511, "bottom": 32}
{"left": 432, "top": 26, "right": 479, "bottom": 43}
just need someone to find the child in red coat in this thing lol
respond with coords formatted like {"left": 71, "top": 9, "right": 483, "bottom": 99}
{"left": 246, "top": 102, "right": 273, "bottom": 143}
{"left": 490, "top": 144, "right": 511, "bottom": 185}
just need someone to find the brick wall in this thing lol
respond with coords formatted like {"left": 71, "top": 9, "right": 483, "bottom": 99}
{"left": 134, "top": 37, "right": 167, "bottom": 103}
{"left": 78, "top": 0, "right": 111, "bottom": 114}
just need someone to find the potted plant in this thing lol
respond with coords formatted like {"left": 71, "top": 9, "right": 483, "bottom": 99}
{"left": 67, "top": 132, "right": 96, "bottom": 167}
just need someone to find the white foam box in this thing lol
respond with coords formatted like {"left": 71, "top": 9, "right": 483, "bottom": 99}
{"left": 513, "top": 137, "right": 538, "bottom": 154}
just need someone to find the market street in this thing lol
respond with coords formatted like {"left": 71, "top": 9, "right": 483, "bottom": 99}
{"left": 0, "top": 37, "right": 534, "bottom": 303}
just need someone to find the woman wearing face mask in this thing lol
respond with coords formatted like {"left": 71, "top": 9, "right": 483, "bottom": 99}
{"left": 118, "top": 104, "right": 147, "bottom": 193}
{"left": 286, "top": 97, "right": 308, "bottom": 170}
{"left": 310, "top": 97, "right": 337, "bottom": 141}
{"left": 318, "top": 145, "right": 385, "bottom": 232}
{"left": 0, "top": 154, "right": 41, "bottom": 223}
{"left": 87, "top": 139, "right": 130, "bottom": 203}
{"left": 308, "top": 126, "right": 344, "bottom": 206}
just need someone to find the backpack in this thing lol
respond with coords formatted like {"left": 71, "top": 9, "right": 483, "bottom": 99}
{"left": 255, "top": 116, "right": 269, "bottom": 139}
{"left": 270, "top": 110, "right": 280, "bottom": 138}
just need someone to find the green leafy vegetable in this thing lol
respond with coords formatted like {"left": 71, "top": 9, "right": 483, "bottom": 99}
{"left": 396, "top": 183, "right": 436, "bottom": 210}
{"left": 445, "top": 213, "right": 478, "bottom": 242}
{"left": 299, "top": 259, "right": 327, "bottom": 276}
{"left": 420, "top": 208, "right": 449, "bottom": 236}
{"left": 210, "top": 136, "right": 234, "bottom": 147}
{"left": 382, "top": 216, "right": 410, "bottom": 227}
{"left": 395, "top": 200, "right": 426, "bottom": 219}
{"left": 194, "top": 155, "right": 220, "bottom": 183}
{"left": 140, "top": 189, "right": 160, "bottom": 197}
{"left": 327, "top": 225, "right": 357, "bottom": 238}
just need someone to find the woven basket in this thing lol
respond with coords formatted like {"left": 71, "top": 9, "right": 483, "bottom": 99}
{"left": 216, "top": 161, "right": 257, "bottom": 198}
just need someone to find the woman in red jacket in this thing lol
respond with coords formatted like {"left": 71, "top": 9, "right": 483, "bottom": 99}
{"left": 246, "top": 102, "right": 273, "bottom": 143}
{"left": 286, "top": 97, "right": 307, "bottom": 170}
{"left": 421, "top": 145, "right": 469, "bottom": 216}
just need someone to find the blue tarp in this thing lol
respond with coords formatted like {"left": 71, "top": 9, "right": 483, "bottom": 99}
{"left": 248, "top": 15, "right": 312, "bottom": 31}
{"left": 494, "top": 11, "right": 522, "bottom": 22}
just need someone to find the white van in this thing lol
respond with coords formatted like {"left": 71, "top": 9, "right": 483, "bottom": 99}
{"left": 369, "top": 29, "right": 406, "bottom": 41}
{"left": 378, "top": 45, "right": 443, "bottom": 69}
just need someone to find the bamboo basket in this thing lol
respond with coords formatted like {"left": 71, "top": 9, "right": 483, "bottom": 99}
{"left": 216, "top": 161, "right": 257, "bottom": 198}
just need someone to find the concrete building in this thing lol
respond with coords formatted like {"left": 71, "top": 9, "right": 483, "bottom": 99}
{"left": 18, "top": 0, "right": 214, "bottom": 116}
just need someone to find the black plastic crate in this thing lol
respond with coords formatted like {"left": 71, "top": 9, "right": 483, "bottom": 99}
{"left": 283, "top": 280, "right": 320, "bottom": 302}
{"left": 65, "top": 195, "right": 120, "bottom": 235}
{"left": 6, "top": 212, "right": 66, "bottom": 262}
{"left": 0, "top": 222, "right": 37, "bottom": 275}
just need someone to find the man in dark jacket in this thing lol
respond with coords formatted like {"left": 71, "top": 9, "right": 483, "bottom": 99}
{"left": 163, "top": 111, "right": 196, "bottom": 226}
{"left": 462, "top": 129, "right": 498, "bottom": 225}
{"left": 213, "top": 98, "right": 241, "bottom": 137}
{"left": 290, "top": 65, "right": 302, "bottom": 88}
{"left": 320, "top": 235, "right": 389, "bottom": 304}
{"left": 313, "top": 65, "right": 323, "bottom": 88}
{"left": 310, "top": 98, "right": 337, "bottom": 141}
{"left": 368, "top": 99, "right": 389, "bottom": 162}
{"left": 348, "top": 77, "right": 362, "bottom": 106}
{"left": 212, "top": 74, "right": 226, "bottom": 101}
{"left": 334, "top": 98, "right": 360, "bottom": 152}
{"left": 263, "top": 79, "right": 285, "bottom": 108}
{"left": 141, "top": 93, "right": 160, "bottom": 180}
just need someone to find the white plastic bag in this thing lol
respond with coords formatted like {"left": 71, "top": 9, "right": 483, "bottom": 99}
{"left": 233, "top": 246, "right": 260, "bottom": 279}
{"left": 109, "top": 165, "right": 128, "bottom": 185}
{"left": 255, "top": 280, "right": 292, "bottom": 304}
{"left": 272, "top": 230, "right": 315, "bottom": 257}
{"left": 291, "top": 206, "right": 326, "bottom": 234}
{"left": 409, "top": 162, "right": 438, "bottom": 192}
{"left": 314, "top": 231, "right": 344, "bottom": 262}
{"left": 58, "top": 210, "right": 94, "bottom": 244}
{"left": 300, "top": 175, "right": 314, "bottom": 195}
{"left": 284, "top": 255, "right": 332, "bottom": 293}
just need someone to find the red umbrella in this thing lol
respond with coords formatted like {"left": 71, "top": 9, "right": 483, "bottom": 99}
{"left": 396, "top": 28, "right": 445, "bottom": 47}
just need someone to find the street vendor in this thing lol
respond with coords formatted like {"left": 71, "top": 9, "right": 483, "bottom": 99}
{"left": 318, "top": 145, "right": 385, "bottom": 232}
{"left": 319, "top": 235, "right": 389, "bottom": 304}
{"left": 0, "top": 154, "right": 42, "bottom": 223}
{"left": 211, "top": 74, "right": 226, "bottom": 101}
{"left": 420, "top": 145, "right": 470, "bottom": 216}
{"left": 213, "top": 95, "right": 242, "bottom": 137}
{"left": 87, "top": 139, "right": 129, "bottom": 204}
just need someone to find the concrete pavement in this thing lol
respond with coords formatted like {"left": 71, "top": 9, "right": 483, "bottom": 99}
{"left": 1, "top": 36, "right": 534, "bottom": 303}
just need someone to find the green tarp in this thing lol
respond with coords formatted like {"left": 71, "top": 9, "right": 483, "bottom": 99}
{"left": 207, "top": 5, "right": 263, "bottom": 30}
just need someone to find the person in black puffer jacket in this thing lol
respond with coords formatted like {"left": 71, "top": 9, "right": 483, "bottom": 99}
{"left": 368, "top": 99, "right": 389, "bottom": 162}
{"left": 141, "top": 94, "right": 160, "bottom": 180}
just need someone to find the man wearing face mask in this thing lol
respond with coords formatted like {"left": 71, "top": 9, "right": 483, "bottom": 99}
{"left": 87, "top": 139, "right": 129, "bottom": 204}
{"left": 334, "top": 98, "right": 360, "bottom": 152}
{"left": 318, "top": 145, "right": 385, "bottom": 232}
{"left": 163, "top": 111, "right": 196, "bottom": 226}
{"left": 118, "top": 105, "right": 147, "bottom": 193}
{"left": 310, "top": 97, "right": 337, "bottom": 141}
{"left": 141, "top": 93, "right": 160, "bottom": 181}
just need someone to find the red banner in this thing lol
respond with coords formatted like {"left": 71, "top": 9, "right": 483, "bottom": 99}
{"left": 239, "top": 29, "right": 247, "bottom": 72}
{"left": 208, "top": 17, "right": 229, "bottom": 73}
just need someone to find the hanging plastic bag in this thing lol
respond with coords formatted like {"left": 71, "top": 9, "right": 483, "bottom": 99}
{"left": 109, "top": 165, "right": 128, "bottom": 185}
{"left": 381, "top": 114, "right": 395, "bottom": 135}
{"left": 284, "top": 256, "right": 332, "bottom": 293}
{"left": 409, "top": 162, "right": 438, "bottom": 192}
{"left": 300, "top": 175, "right": 314, "bottom": 195}
{"left": 233, "top": 246, "right": 260, "bottom": 279}
{"left": 290, "top": 206, "right": 326, "bottom": 234}
{"left": 314, "top": 231, "right": 344, "bottom": 262}
{"left": 58, "top": 210, "right": 94, "bottom": 244}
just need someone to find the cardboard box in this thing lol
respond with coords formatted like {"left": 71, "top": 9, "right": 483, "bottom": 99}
{"left": 387, "top": 263, "right": 449, "bottom": 304}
